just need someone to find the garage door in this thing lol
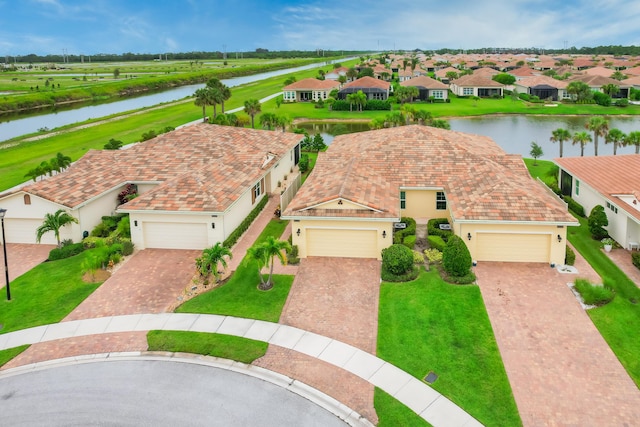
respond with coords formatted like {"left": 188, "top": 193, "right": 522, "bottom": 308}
{"left": 143, "top": 222, "right": 208, "bottom": 250}
{"left": 306, "top": 228, "right": 378, "bottom": 258}
{"left": 476, "top": 233, "right": 551, "bottom": 263}
{"left": 3, "top": 218, "right": 61, "bottom": 245}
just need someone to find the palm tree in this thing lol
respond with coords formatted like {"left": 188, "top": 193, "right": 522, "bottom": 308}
{"left": 605, "top": 128, "right": 625, "bottom": 155}
{"left": 550, "top": 128, "right": 571, "bottom": 158}
{"left": 402, "top": 58, "right": 409, "bottom": 72}
{"left": 276, "top": 115, "right": 291, "bottom": 132}
{"left": 585, "top": 116, "right": 609, "bottom": 156}
{"left": 54, "top": 152, "right": 72, "bottom": 171}
{"left": 194, "top": 88, "right": 210, "bottom": 122}
{"left": 36, "top": 209, "right": 78, "bottom": 247}
{"left": 219, "top": 84, "right": 231, "bottom": 114}
{"left": 346, "top": 93, "right": 357, "bottom": 112}
{"left": 354, "top": 90, "right": 367, "bottom": 112}
{"left": 346, "top": 67, "right": 358, "bottom": 82}
{"left": 197, "top": 242, "right": 232, "bottom": 284}
{"left": 259, "top": 236, "right": 291, "bottom": 291}
{"left": 243, "top": 98, "right": 261, "bottom": 128}
{"left": 601, "top": 83, "right": 620, "bottom": 98}
{"left": 624, "top": 131, "right": 640, "bottom": 154}
{"left": 39, "top": 161, "right": 53, "bottom": 177}
{"left": 572, "top": 131, "right": 592, "bottom": 157}
{"left": 244, "top": 244, "right": 268, "bottom": 289}
{"left": 410, "top": 57, "right": 420, "bottom": 74}
{"left": 259, "top": 112, "right": 278, "bottom": 130}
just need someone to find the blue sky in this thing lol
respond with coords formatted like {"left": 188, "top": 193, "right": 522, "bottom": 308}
{"left": 2, "top": 0, "right": 640, "bottom": 56}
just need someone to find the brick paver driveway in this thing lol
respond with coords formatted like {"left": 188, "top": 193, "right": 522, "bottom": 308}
{"left": 475, "top": 262, "right": 640, "bottom": 427}
{"left": 4, "top": 249, "right": 200, "bottom": 370}
{"left": 1, "top": 243, "right": 55, "bottom": 282}
{"left": 255, "top": 257, "right": 381, "bottom": 424}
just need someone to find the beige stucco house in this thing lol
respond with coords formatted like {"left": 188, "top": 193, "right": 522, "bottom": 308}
{"left": 449, "top": 74, "right": 504, "bottom": 97}
{"left": 555, "top": 155, "right": 640, "bottom": 250}
{"left": 283, "top": 126, "right": 577, "bottom": 264}
{"left": 282, "top": 78, "right": 340, "bottom": 102}
{"left": 0, "top": 124, "right": 303, "bottom": 249}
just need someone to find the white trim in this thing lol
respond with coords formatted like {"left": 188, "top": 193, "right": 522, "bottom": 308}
{"left": 281, "top": 215, "right": 397, "bottom": 223}
{"left": 302, "top": 197, "right": 384, "bottom": 213}
{"left": 454, "top": 219, "right": 578, "bottom": 226}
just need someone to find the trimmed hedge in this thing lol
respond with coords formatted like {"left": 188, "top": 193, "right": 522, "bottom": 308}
{"left": 427, "top": 235, "right": 446, "bottom": 251}
{"left": 381, "top": 244, "right": 414, "bottom": 276}
{"left": 443, "top": 235, "right": 472, "bottom": 278}
{"left": 48, "top": 243, "right": 85, "bottom": 261}
{"left": 393, "top": 217, "right": 416, "bottom": 244}
{"left": 223, "top": 195, "right": 269, "bottom": 248}
{"left": 403, "top": 235, "right": 416, "bottom": 249}
{"left": 565, "top": 245, "right": 576, "bottom": 266}
{"left": 563, "top": 196, "right": 585, "bottom": 217}
{"left": 381, "top": 264, "right": 420, "bottom": 283}
{"left": 632, "top": 252, "right": 640, "bottom": 270}
{"left": 427, "top": 218, "right": 453, "bottom": 241}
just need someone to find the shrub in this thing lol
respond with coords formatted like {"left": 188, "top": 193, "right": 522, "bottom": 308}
{"left": 287, "top": 245, "right": 300, "bottom": 265}
{"left": 298, "top": 154, "right": 309, "bottom": 174}
{"left": 403, "top": 235, "right": 416, "bottom": 249}
{"left": 614, "top": 98, "right": 629, "bottom": 107}
{"left": 563, "top": 196, "right": 585, "bottom": 217}
{"left": 223, "top": 195, "right": 269, "bottom": 248}
{"left": 141, "top": 129, "right": 157, "bottom": 141}
{"left": 121, "top": 240, "right": 134, "bottom": 256}
{"left": 573, "top": 278, "right": 615, "bottom": 306}
{"left": 593, "top": 91, "right": 611, "bottom": 107}
{"left": 364, "top": 99, "right": 391, "bottom": 111}
{"left": 381, "top": 264, "right": 420, "bottom": 282}
{"left": 90, "top": 222, "right": 112, "bottom": 237}
{"left": 427, "top": 218, "right": 453, "bottom": 241}
{"left": 115, "top": 215, "right": 131, "bottom": 238}
{"left": 48, "top": 242, "right": 85, "bottom": 261}
{"left": 412, "top": 250, "right": 425, "bottom": 264}
{"left": 565, "top": 245, "right": 576, "bottom": 266}
{"left": 443, "top": 235, "right": 472, "bottom": 278}
{"left": 330, "top": 100, "right": 350, "bottom": 111}
{"left": 427, "top": 235, "right": 446, "bottom": 251}
{"left": 381, "top": 244, "right": 414, "bottom": 276}
{"left": 393, "top": 217, "right": 416, "bottom": 244}
{"left": 82, "top": 236, "right": 106, "bottom": 249}
{"left": 632, "top": 252, "right": 640, "bottom": 270}
{"left": 518, "top": 93, "right": 531, "bottom": 101}
{"left": 588, "top": 205, "right": 608, "bottom": 240}
{"left": 424, "top": 248, "right": 442, "bottom": 264}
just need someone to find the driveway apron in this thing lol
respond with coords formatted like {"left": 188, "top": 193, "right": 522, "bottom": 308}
{"left": 475, "top": 262, "right": 640, "bottom": 427}
{"left": 255, "top": 257, "right": 381, "bottom": 424}
{"left": 1, "top": 243, "right": 55, "bottom": 282}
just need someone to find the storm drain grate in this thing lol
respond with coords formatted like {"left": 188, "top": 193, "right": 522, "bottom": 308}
{"left": 424, "top": 372, "right": 438, "bottom": 384}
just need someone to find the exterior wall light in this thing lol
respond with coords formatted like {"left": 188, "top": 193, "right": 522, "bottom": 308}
{"left": 296, "top": 228, "right": 301, "bottom": 236}
{"left": 382, "top": 230, "right": 387, "bottom": 238}
{"left": 467, "top": 232, "right": 472, "bottom": 241}
{"left": 557, "top": 234, "right": 562, "bottom": 242}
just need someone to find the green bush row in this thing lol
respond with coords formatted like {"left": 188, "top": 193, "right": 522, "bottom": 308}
{"left": 427, "top": 218, "right": 452, "bottom": 240}
{"left": 381, "top": 264, "right": 420, "bottom": 282}
{"left": 565, "top": 245, "right": 576, "bottom": 266}
{"left": 393, "top": 217, "right": 416, "bottom": 244}
{"left": 563, "top": 196, "right": 585, "bottom": 217}
{"left": 427, "top": 235, "right": 446, "bottom": 251}
{"left": 223, "top": 195, "right": 269, "bottom": 248}
{"left": 402, "top": 235, "right": 416, "bottom": 249}
{"left": 48, "top": 242, "right": 85, "bottom": 261}
{"left": 632, "top": 252, "right": 640, "bottom": 270}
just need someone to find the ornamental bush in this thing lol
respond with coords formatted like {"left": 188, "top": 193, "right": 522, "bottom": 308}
{"left": 588, "top": 205, "right": 608, "bottom": 240}
{"left": 565, "top": 245, "right": 576, "bottom": 266}
{"left": 632, "top": 252, "right": 640, "bottom": 270}
{"left": 427, "top": 235, "right": 446, "bottom": 251}
{"left": 442, "top": 235, "right": 472, "bottom": 277}
{"left": 563, "top": 196, "right": 585, "bottom": 217}
{"left": 381, "top": 244, "right": 414, "bottom": 276}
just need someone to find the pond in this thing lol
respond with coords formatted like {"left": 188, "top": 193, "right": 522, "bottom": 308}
{"left": 296, "top": 115, "right": 640, "bottom": 159}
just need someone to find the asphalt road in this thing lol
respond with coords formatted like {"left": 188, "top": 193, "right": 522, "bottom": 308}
{"left": 0, "top": 360, "right": 348, "bottom": 426}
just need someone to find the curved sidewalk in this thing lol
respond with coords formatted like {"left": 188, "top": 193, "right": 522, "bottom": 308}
{"left": 0, "top": 313, "right": 482, "bottom": 427}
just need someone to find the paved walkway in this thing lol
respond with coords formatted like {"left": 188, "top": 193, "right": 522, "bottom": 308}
{"left": 606, "top": 247, "right": 640, "bottom": 287}
{"left": 256, "top": 258, "right": 381, "bottom": 423}
{"left": 0, "top": 314, "right": 482, "bottom": 427}
{"left": 1, "top": 243, "right": 55, "bottom": 282}
{"left": 475, "top": 262, "right": 640, "bottom": 427}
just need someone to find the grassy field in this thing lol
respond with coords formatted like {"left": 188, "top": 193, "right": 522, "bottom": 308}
{"left": 377, "top": 269, "right": 521, "bottom": 427}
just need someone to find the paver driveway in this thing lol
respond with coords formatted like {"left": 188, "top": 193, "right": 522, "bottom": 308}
{"left": 475, "top": 262, "right": 640, "bottom": 427}
{"left": 1, "top": 243, "right": 55, "bottom": 282}
{"left": 255, "top": 257, "right": 381, "bottom": 424}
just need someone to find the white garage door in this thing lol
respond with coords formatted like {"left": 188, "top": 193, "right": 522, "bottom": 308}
{"left": 143, "top": 222, "right": 208, "bottom": 250}
{"left": 476, "top": 233, "right": 551, "bottom": 263}
{"left": 3, "top": 218, "right": 61, "bottom": 245}
{"left": 307, "top": 228, "right": 378, "bottom": 258}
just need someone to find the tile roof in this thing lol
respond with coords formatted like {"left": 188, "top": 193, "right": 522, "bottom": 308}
{"left": 583, "top": 66, "right": 614, "bottom": 77}
{"left": 341, "top": 76, "right": 390, "bottom": 90}
{"left": 567, "top": 74, "right": 631, "bottom": 88}
{"left": 17, "top": 124, "right": 302, "bottom": 213}
{"left": 284, "top": 125, "right": 575, "bottom": 224}
{"left": 515, "top": 75, "right": 568, "bottom": 89}
{"left": 555, "top": 155, "right": 640, "bottom": 222}
{"left": 509, "top": 67, "right": 538, "bottom": 77}
{"left": 400, "top": 76, "right": 448, "bottom": 89}
{"left": 283, "top": 78, "right": 340, "bottom": 90}
{"left": 451, "top": 74, "right": 504, "bottom": 87}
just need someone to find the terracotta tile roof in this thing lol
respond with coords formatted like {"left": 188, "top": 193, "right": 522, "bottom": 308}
{"left": 623, "top": 75, "right": 640, "bottom": 86}
{"left": 451, "top": 74, "right": 504, "bottom": 87}
{"left": 20, "top": 124, "right": 302, "bottom": 213}
{"left": 283, "top": 78, "right": 340, "bottom": 90}
{"left": 434, "top": 67, "right": 460, "bottom": 78}
{"left": 509, "top": 67, "right": 538, "bottom": 77}
{"left": 515, "top": 75, "right": 568, "bottom": 89}
{"left": 624, "top": 66, "right": 640, "bottom": 77}
{"left": 342, "top": 76, "right": 390, "bottom": 90}
{"left": 400, "top": 76, "right": 448, "bottom": 89}
{"left": 583, "top": 66, "right": 615, "bottom": 77}
{"left": 555, "top": 155, "right": 640, "bottom": 222}
{"left": 284, "top": 125, "right": 575, "bottom": 224}
{"left": 567, "top": 74, "right": 631, "bottom": 88}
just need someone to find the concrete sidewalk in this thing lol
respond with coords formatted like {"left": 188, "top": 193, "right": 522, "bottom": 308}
{"left": 0, "top": 314, "right": 482, "bottom": 427}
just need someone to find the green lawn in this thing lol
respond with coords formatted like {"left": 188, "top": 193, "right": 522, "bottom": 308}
{"left": 0, "top": 250, "right": 103, "bottom": 334}
{"left": 377, "top": 269, "right": 521, "bottom": 427}
{"left": 522, "top": 158, "right": 559, "bottom": 187}
{"left": 375, "top": 388, "right": 433, "bottom": 427}
{"left": 147, "top": 331, "right": 267, "bottom": 364}
{"left": 176, "top": 219, "right": 292, "bottom": 322}
{"left": 0, "top": 345, "right": 30, "bottom": 367}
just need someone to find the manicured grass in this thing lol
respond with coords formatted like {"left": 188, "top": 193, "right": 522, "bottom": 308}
{"left": 377, "top": 269, "right": 521, "bottom": 427}
{"left": 0, "top": 250, "right": 103, "bottom": 334}
{"left": 375, "top": 388, "right": 432, "bottom": 427}
{"left": 566, "top": 214, "right": 640, "bottom": 385}
{"left": 0, "top": 345, "right": 29, "bottom": 367}
{"left": 301, "top": 150, "right": 319, "bottom": 184}
{"left": 147, "top": 331, "right": 267, "bottom": 364}
{"left": 176, "top": 219, "right": 292, "bottom": 322}
{"left": 573, "top": 278, "right": 615, "bottom": 306}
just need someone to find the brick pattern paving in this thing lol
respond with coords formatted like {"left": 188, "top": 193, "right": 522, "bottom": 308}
{"left": 475, "top": 261, "right": 640, "bottom": 427}
{"left": 606, "top": 247, "right": 640, "bottom": 287}
{"left": 1, "top": 243, "right": 55, "bottom": 282}
{"left": 255, "top": 257, "right": 381, "bottom": 424}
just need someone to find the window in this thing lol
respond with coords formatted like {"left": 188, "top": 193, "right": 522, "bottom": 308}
{"left": 436, "top": 191, "right": 447, "bottom": 210}
{"left": 400, "top": 191, "right": 406, "bottom": 209}
{"left": 606, "top": 201, "right": 618, "bottom": 214}
{"left": 432, "top": 90, "right": 444, "bottom": 99}
{"left": 462, "top": 87, "right": 473, "bottom": 96}
{"left": 575, "top": 180, "right": 580, "bottom": 196}
{"left": 23, "top": 194, "right": 31, "bottom": 205}
{"left": 252, "top": 180, "right": 263, "bottom": 204}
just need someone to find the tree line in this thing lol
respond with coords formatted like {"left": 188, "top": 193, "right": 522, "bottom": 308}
{"left": 549, "top": 117, "right": 640, "bottom": 158}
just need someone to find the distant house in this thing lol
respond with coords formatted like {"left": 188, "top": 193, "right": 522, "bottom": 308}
{"left": 338, "top": 76, "right": 391, "bottom": 100}
{"left": 566, "top": 75, "right": 631, "bottom": 99}
{"left": 583, "top": 66, "right": 615, "bottom": 78}
{"left": 324, "top": 66, "right": 350, "bottom": 81}
{"left": 400, "top": 76, "right": 449, "bottom": 101}
{"left": 514, "top": 76, "right": 569, "bottom": 101}
{"left": 397, "top": 68, "right": 413, "bottom": 82}
{"left": 555, "top": 155, "right": 640, "bottom": 251}
{"left": 508, "top": 66, "right": 539, "bottom": 80}
{"left": 434, "top": 66, "right": 460, "bottom": 83}
{"left": 282, "top": 78, "right": 341, "bottom": 102}
{"left": 449, "top": 74, "right": 504, "bottom": 97}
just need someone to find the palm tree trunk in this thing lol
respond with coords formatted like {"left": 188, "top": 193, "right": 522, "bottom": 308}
{"left": 613, "top": 142, "right": 617, "bottom": 155}
{"left": 594, "top": 136, "right": 598, "bottom": 156}
{"left": 581, "top": 145, "right": 584, "bottom": 157}
{"left": 202, "top": 106, "right": 206, "bottom": 122}
{"left": 559, "top": 141, "right": 563, "bottom": 158}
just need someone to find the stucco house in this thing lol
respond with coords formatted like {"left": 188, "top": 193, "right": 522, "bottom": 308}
{"left": 513, "top": 76, "right": 569, "bottom": 101}
{"left": 283, "top": 125, "right": 577, "bottom": 264}
{"left": 555, "top": 155, "right": 640, "bottom": 250}
{"left": 337, "top": 76, "right": 391, "bottom": 100}
{"left": 449, "top": 74, "right": 504, "bottom": 97}
{"left": 0, "top": 124, "right": 303, "bottom": 249}
{"left": 400, "top": 76, "right": 449, "bottom": 101}
{"left": 282, "top": 78, "right": 341, "bottom": 102}
{"left": 566, "top": 75, "right": 631, "bottom": 99}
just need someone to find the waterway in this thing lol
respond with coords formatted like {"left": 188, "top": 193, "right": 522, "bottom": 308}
{"left": 297, "top": 116, "right": 640, "bottom": 159}
{"left": 0, "top": 59, "right": 348, "bottom": 142}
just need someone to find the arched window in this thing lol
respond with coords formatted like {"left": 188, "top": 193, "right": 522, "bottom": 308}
{"left": 23, "top": 194, "right": 31, "bottom": 205}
